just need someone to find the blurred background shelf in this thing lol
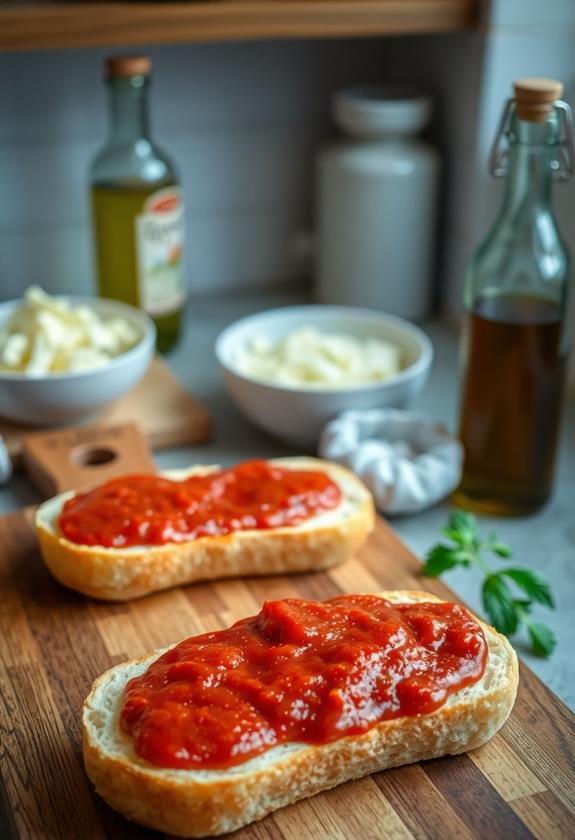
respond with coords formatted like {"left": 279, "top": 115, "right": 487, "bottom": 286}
{"left": 0, "top": 0, "right": 480, "bottom": 51}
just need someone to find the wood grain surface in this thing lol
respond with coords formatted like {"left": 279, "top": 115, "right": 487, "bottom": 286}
{"left": 0, "top": 510, "right": 573, "bottom": 840}
{"left": 0, "top": 0, "right": 479, "bottom": 52}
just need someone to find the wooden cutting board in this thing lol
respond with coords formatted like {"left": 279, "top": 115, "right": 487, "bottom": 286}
{"left": 0, "top": 356, "right": 211, "bottom": 465}
{"left": 0, "top": 511, "right": 574, "bottom": 840}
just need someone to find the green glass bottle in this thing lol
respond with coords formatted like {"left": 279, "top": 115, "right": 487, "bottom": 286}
{"left": 90, "top": 55, "right": 186, "bottom": 353}
{"left": 454, "top": 78, "right": 573, "bottom": 516}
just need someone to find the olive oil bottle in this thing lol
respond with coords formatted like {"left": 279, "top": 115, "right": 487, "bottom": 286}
{"left": 90, "top": 56, "right": 185, "bottom": 352}
{"left": 454, "top": 79, "right": 573, "bottom": 516}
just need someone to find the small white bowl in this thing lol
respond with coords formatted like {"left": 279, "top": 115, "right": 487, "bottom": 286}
{"left": 0, "top": 296, "right": 156, "bottom": 425}
{"left": 215, "top": 305, "right": 433, "bottom": 446}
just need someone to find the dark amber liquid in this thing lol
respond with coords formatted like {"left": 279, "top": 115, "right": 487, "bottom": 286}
{"left": 454, "top": 294, "right": 566, "bottom": 516}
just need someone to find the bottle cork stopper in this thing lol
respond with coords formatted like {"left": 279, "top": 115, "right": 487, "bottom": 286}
{"left": 106, "top": 55, "right": 151, "bottom": 78}
{"left": 514, "top": 78, "right": 563, "bottom": 122}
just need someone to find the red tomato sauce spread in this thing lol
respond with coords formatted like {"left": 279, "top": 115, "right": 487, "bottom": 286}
{"left": 58, "top": 461, "right": 341, "bottom": 548}
{"left": 120, "top": 595, "right": 487, "bottom": 770}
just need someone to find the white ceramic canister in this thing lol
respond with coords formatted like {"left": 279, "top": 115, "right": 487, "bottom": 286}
{"left": 316, "top": 87, "right": 439, "bottom": 322}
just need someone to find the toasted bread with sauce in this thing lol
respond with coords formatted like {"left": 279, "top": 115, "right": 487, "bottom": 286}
{"left": 82, "top": 591, "right": 519, "bottom": 837}
{"left": 35, "top": 457, "right": 375, "bottom": 601}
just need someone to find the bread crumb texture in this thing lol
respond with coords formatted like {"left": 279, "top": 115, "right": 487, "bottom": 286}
{"left": 36, "top": 458, "right": 375, "bottom": 601}
{"left": 82, "top": 591, "right": 519, "bottom": 836}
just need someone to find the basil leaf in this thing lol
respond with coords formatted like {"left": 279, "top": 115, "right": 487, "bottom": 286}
{"left": 482, "top": 574, "right": 519, "bottom": 635}
{"left": 527, "top": 622, "right": 556, "bottom": 658}
{"left": 491, "top": 543, "right": 513, "bottom": 558}
{"left": 441, "top": 527, "right": 467, "bottom": 545}
{"left": 423, "top": 514, "right": 557, "bottom": 657}
{"left": 501, "top": 568, "right": 555, "bottom": 609}
{"left": 421, "top": 545, "right": 467, "bottom": 576}
{"left": 447, "top": 511, "right": 478, "bottom": 545}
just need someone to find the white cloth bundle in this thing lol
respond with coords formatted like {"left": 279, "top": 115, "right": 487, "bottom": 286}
{"left": 319, "top": 409, "right": 463, "bottom": 514}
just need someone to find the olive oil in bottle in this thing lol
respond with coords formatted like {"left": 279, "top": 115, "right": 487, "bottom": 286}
{"left": 90, "top": 56, "right": 185, "bottom": 352}
{"left": 454, "top": 79, "right": 573, "bottom": 516}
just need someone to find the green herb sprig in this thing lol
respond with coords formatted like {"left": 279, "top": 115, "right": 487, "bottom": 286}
{"left": 422, "top": 511, "right": 556, "bottom": 657}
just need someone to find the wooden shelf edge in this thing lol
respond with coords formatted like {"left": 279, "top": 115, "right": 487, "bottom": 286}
{"left": 0, "top": 0, "right": 480, "bottom": 52}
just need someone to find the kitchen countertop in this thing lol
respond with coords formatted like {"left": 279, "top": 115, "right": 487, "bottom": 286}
{"left": 2, "top": 291, "right": 574, "bottom": 711}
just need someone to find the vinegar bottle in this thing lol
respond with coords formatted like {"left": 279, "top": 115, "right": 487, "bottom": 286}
{"left": 90, "top": 55, "right": 186, "bottom": 352}
{"left": 454, "top": 78, "right": 573, "bottom": 516}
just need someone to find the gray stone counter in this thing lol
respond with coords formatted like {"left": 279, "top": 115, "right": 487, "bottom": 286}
{"left": 2, "top": 292, "right": 573, "bottom": 710}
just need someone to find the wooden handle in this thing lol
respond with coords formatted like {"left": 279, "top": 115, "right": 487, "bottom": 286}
{"left": 514, "top": 77, "right": 563, "bottom": 122}
{"left": 22, "top": 421, "right": 156, "bottom": 498}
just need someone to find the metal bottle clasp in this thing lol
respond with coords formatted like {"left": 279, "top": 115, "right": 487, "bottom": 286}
{"left": 488, "top": 97, "right": 574, "bottom": 181}
{"left": 553, "top": 101, "right": 574, "bottom": 182}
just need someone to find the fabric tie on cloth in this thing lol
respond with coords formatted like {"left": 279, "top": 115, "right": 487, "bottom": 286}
{"left": 319, "top": 409, "right": 463, "bottom": 515}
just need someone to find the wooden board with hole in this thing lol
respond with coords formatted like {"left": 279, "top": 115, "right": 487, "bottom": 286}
{"left": 0, "top": 511, "right": 574, "bottom": 840}
{"left": 21, "top": 422, "right": 156, "bottom": 497}
{"left": 0, "top": 356, "right": 211, "bottom": 465}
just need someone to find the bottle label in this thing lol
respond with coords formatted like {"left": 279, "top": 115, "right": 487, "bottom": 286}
{"left": 135, "top": 186, "right": 185, "bottom": 316}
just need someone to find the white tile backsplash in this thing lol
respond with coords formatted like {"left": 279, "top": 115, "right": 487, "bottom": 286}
{"left": 0, "top": 39, "right": 390, "bottom": 301}
{"left": 4, "top": 43, "right": 326, "bottom": 143}
{"left": 3, "top": 27, "right": 574, "bottom": 322}
{"left": 442, "top": 26, "right": 575, "bottom": 317}
{"left": 371, "top": 31, "right": 486, "bottom": 313}
{"left": 4, "top": 50, "right": 106, "bottom": 143}
{"left": 0, "top": 56, "right": 16, "bottom": 144}
{"left": 187, "top": 205, "right": 308, "bottom": 294}
{"left": 488, "top": 0, "right": 575, "bottom": 29}
{"left": 0, "top": 224, "right": 94, "bottom": 297}
{"left": 153, "top": 42, "right": 330, "bottom": 132}
{"left": 0, "top": 205, "right": 307, "bottom": 299}
{"left": 0, "top": 140, "right": 95, "bottom": 231}
{"left": 0, "top": 127, "right": 315, "bottom": 232}
{"left": 168, "top": 127, "right": 317, "bottom": 213}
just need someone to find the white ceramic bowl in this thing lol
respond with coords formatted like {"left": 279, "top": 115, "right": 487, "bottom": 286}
{"left": 215, "top": 305, "right": 433, "bottom": 446}
{"left": 0, "top": 296, "right": 156, "bottom": 425}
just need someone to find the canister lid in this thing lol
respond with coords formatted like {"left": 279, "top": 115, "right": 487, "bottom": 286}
{"left": 514, "top": 78, "right": 563, "bottom": 122}
{"left": 106, "top": 55, "right": 151, "bottom": 78}
{"left": 333, "top": 86, "right": 432, "bottom": 138}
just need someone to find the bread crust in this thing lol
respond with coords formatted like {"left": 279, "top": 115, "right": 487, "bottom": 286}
{"left": 35, "top": 458, "right": 375, "bottom": 601}
{"left": 82, "top": 591, "right": 519, "bottom": 837}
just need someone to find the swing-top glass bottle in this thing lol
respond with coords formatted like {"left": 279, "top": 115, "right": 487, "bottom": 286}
{"left": 454, "top": 78, "right": 573, "bottom": 516}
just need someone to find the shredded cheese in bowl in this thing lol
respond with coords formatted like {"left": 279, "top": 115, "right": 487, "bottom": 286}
{"left": 0, "top": 287, "right": 141, "bottom": 376}
{"left": 236, "top": 327, "right": 403, "bottom": 389}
